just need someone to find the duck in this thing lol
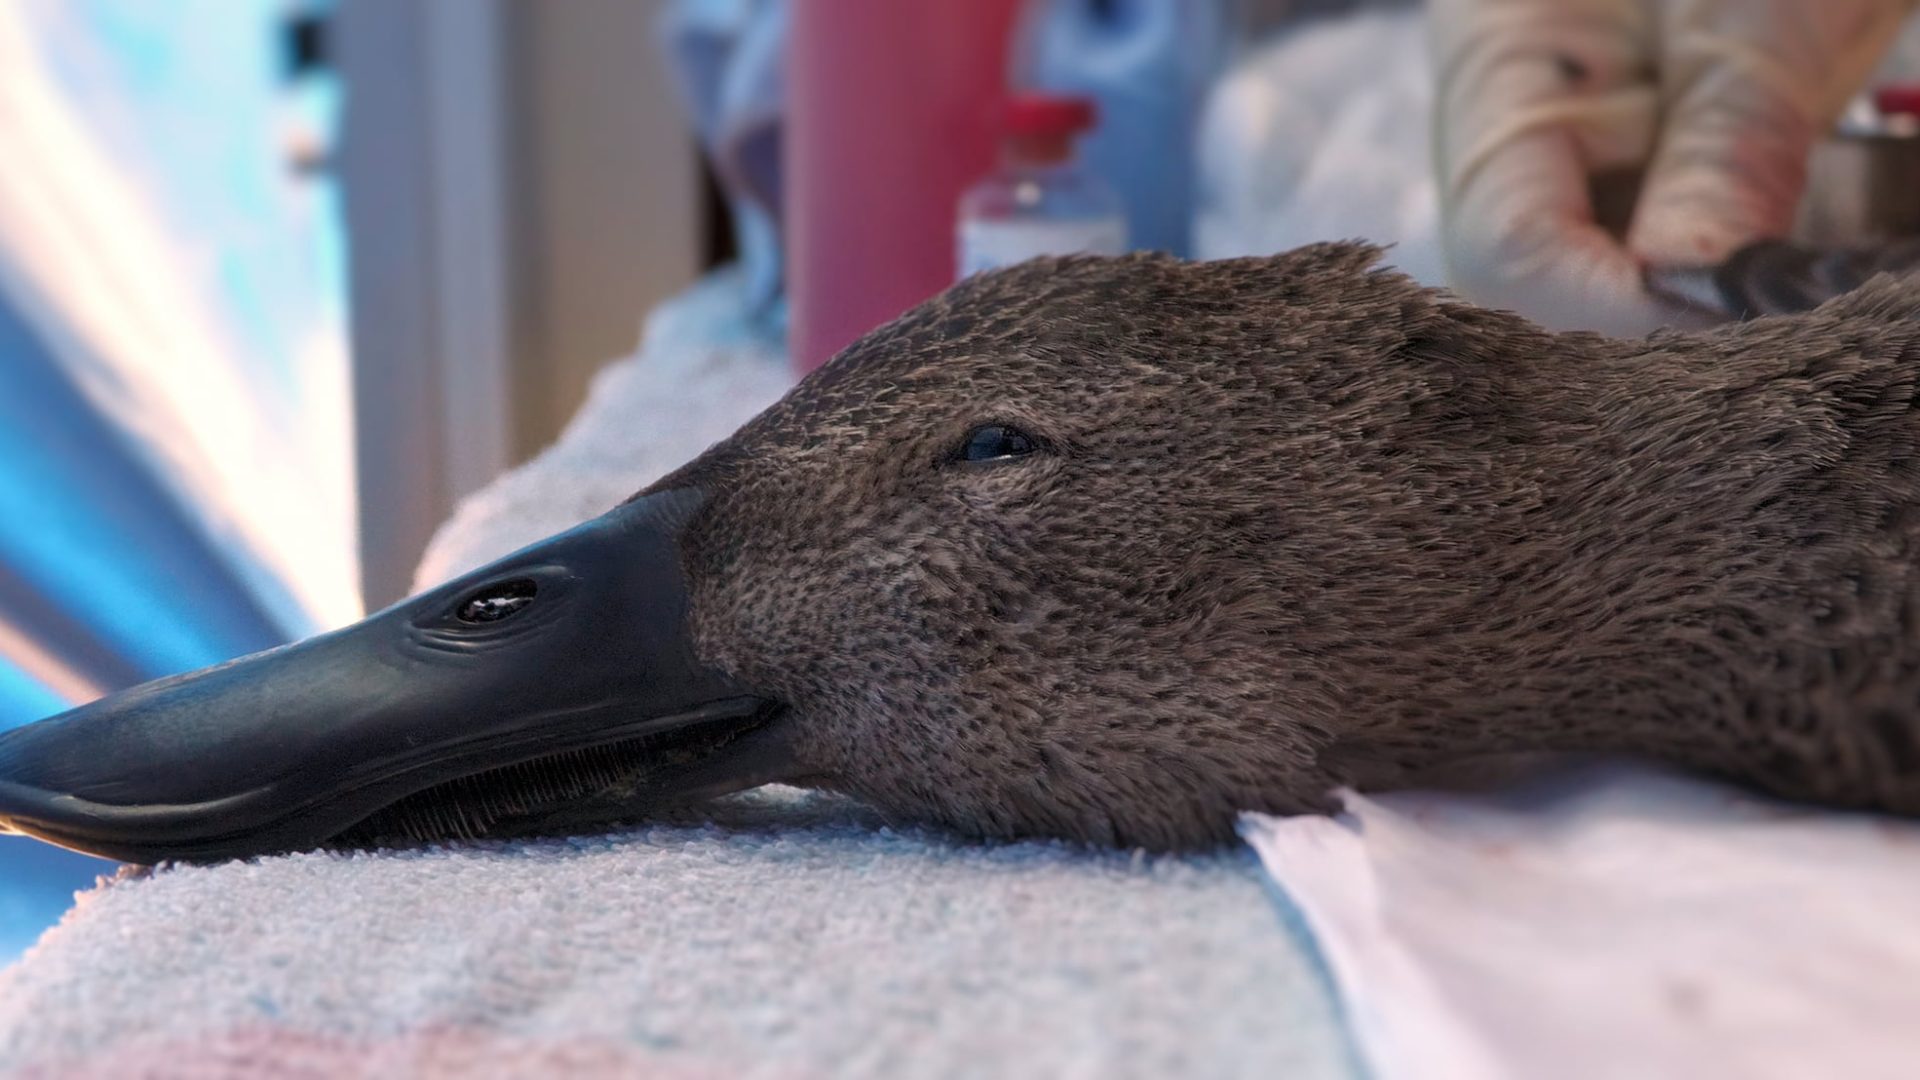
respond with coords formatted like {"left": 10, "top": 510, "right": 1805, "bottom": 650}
{"left": 3, "top": 241, "right": 1919, "bottom": 863}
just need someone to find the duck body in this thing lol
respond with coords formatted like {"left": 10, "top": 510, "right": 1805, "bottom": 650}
{"left": 2, "top": 243, "right": 1918, "bottom": 860}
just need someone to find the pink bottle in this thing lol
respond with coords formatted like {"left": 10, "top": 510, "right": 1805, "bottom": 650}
{"left": 786, "top": 0, "right": 1024, "bottom": 374}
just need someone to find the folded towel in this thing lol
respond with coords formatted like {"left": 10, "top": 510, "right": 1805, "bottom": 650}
{"left": 0, "top": 272, "right": 1355, "bottom": 1079}
{"left": 1244, "top": 759, "right": 1920, "bottom": 1080}
{"left": 1, "top": 791, "right": 1352, "bottom": 1078}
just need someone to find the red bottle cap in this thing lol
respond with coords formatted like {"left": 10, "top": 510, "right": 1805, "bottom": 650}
{"left": 1874, "top": 84, "right": 1920, "bottom": 118}
{"left": 1000, "top": 95, "right": 1098, "bottom": 137}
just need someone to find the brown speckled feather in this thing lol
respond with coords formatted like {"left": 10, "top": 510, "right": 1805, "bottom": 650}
{"left": 649, "top": 243, "right": 1920, "bottom": 848}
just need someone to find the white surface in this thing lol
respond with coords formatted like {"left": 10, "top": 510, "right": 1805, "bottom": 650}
{"left": 1245, "top": 760, "right": 1920, "bottom": 1080}
{"left": 1194, "top": 7, "right": 1444, "bottom": 286}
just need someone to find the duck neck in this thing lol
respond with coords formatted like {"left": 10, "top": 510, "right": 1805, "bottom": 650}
{"left": 1313, "top": 352, "right": 1820, "bottom": 778}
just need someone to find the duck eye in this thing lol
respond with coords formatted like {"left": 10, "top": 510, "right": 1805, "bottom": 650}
{"left": 959, "top": 424, "right": 1039, "bottom": 464}
{"left": 456, "top": 579, "right": 537, "bottom": 624}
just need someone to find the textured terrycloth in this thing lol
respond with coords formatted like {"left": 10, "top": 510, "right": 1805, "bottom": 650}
{"left": 1244, "top": 759, "right": 1920, "bottom": 1080}
{"left": 1, "top": 792, "right": 1352, "bottom": 1079}
{"left": 0, "top": 272, "right": 1355, "bottom": 1079}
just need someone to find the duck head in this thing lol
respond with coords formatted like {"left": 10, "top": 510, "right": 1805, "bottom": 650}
{"left": 8, "top": 241, "right": 1912, "bottom": 862}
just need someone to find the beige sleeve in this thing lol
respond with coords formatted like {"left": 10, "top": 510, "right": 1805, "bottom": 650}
{"left": 1628, "top": 0, "right": 1917, "bottom": 263}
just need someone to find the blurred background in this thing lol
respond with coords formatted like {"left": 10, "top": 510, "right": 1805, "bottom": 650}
{"left": 0, "top": 0, "right": 719, "bottom": 964}
{"left": 1, "top": 0, "right": 1917, "bottom": 966}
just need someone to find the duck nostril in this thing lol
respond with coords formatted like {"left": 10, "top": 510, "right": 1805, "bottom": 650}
{"left": 456, "top": 579, "right": 538, "bottom": 624}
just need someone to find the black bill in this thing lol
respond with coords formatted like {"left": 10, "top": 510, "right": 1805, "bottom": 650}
{"left": 0, "top": 488, "right": 793, "bottom": 863}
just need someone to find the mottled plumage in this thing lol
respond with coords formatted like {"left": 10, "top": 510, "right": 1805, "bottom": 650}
{"left": 651, "top": 242, "right": 1920, "bottom": 848}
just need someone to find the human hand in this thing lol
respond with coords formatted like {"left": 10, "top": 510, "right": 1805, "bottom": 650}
{"left": 1431, "top": 0, "right": 1914, "bottom": 335}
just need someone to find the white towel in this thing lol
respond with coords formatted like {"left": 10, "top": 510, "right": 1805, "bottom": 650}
{"left": 1, "top": 790, "right": 1354, "bottom": 1078}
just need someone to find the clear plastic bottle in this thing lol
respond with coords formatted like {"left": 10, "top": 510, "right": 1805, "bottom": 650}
{"left": 956, "top": 95, "right": 1128, "bottom": 279}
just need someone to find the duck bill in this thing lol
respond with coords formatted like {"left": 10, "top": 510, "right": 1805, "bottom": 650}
{"left": 0, "top": 489, "right": 793, "bottom": 864}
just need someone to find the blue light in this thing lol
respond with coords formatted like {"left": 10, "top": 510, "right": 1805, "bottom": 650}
{"left": 0, "top": 653, "right": 109, "bottom": 971}
{"left": 0, "top": 292, "right": 287, "bottom": 684}
{"left": 0, "top": 838, "right": 114, "bottom": 969}
{"left": 0, "top": 652, "right": 64, "bottom": 733}
{"left": 0, "top": 0, "right": 352, "bottom": 969}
